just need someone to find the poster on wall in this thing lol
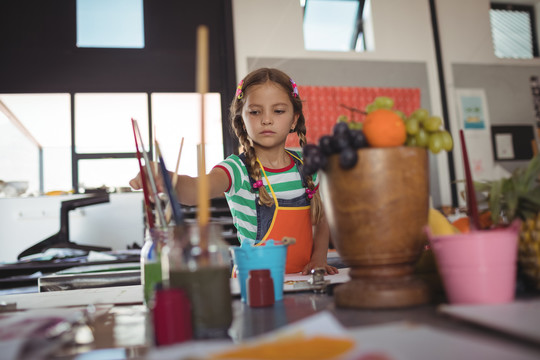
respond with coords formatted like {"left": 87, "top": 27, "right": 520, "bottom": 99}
{"left": 286, "top": 86, "right": 421, "bottom": 147}
{"left": 455, "top": 89, "right": 490, "bottom": 130}
{"left": 455, "top": 88, "right": 494, "bottom": 181}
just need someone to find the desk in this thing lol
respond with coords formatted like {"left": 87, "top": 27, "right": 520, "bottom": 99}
{"left": 9, "top": 287, "right": 533, "bottom": 359}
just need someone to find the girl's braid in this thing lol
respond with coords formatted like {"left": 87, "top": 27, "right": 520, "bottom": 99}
{"left": 234, "top": 116, "right": 273, "bottom": 206}
{"left": 297, "top": 124, "right": 323, "bottom": 224}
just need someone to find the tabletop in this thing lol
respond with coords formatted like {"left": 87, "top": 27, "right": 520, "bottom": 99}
{"left": 2, "top": 271, "right": 540, "bottom": 360}
{"left": 27, "top": 286, "right": 538, "bottom": 360}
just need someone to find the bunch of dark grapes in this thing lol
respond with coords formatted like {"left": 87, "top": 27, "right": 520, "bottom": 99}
{"left": 302, "top": 122, "right": 368, "bottom": 175}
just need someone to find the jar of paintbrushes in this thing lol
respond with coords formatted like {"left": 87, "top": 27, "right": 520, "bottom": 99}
{"left": 161, "top": 220, "right": 233, "bottom": 339}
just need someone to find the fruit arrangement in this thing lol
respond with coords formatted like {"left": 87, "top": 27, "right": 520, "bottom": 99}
{"left": 302, "top": 96, "right": 453, "bottom": 175}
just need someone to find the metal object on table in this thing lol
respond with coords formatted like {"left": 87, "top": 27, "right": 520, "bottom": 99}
{"left": 308, "top": 268, "right": 330, "bottom": 293}
{"left": 291, "top": 267, "right": 330, "bottom": 293}
{"left": 0, "top": 301, "right": 17, "bottom": 312}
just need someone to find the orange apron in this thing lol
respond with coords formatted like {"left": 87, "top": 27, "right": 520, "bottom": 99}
{"left": 255, "top": 152, "right": 313, "bottom": 273}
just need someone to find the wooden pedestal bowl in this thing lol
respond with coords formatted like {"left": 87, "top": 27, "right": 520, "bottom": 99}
{"left": 320, "top": 146, "right": 430, "bottom": 309}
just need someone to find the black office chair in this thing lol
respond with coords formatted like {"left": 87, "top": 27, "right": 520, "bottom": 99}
{"left": 17, "top": 193, "right": 113, "bottom": 260}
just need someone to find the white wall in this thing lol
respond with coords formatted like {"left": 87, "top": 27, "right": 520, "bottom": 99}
{"left": 437, "top": 0, "right": 540, "bottom": 205}
{"left": 0, "top": 193, "right": 145, "bottom": 263}
{"left": 232, "top": 0, "right": 451, "bottom": 205}
{"left": 232, "top": 0, "right": 540, "bottom": 207}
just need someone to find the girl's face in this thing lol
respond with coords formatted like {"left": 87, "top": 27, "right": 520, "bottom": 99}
{"left": 241, "top": 81, "right": 299, "bottom": 150}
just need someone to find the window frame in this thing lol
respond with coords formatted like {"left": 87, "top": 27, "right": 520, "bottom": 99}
{"left": 70, "top": 92, "right": 148, "bottom": 192}
{"left": 490, "top": 2, "right": 539, "bottom": 58}
{"left": 302, "top": 0, "right": 367, "bottom": 52}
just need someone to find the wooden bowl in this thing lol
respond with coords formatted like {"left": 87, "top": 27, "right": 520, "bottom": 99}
{"left": 321, "top": 146, "right": 430, "bottom": 308}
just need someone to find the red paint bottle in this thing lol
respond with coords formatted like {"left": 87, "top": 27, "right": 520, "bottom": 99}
{"left": 153, "top": 287, "right": 192, "bottom": 345}
{"left": 247, "top": 269, "right": 275, "bottom": 307}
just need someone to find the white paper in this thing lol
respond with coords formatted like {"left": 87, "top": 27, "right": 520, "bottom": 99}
{"left": 495, "top": 133, "right": 515, "bottom": 159}
{"left": 348, "top": 322, "right": 540, "bottom": 360}
{"left": 229, "top": 268, "right": 351, "bottom": 295}
{"left": 463, "top": 131, "right": 495, "bottom": 181}
{"left": 0, "top": 285, "right": 142, "bottom": 310}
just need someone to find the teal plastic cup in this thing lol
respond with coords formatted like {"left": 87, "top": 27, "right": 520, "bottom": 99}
{"left": 230, "top": 240, "right": 287, "bottom": 302}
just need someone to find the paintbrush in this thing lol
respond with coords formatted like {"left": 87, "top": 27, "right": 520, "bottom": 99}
{"left": 459, "top": 129, "right": 481, "bottom": 230}
{"left": 133, "top": 118, "right": 167, "bottom": 227}
{"left": 196, "top": 25, "right": 210, "bottom": 229}
{"left": 156, "top": 141, "right": 184, "bottom": 225}
{"left": 131, "top": 118, "right": 154, "bottom": 229}
{"left": 165, "top": 137, "right": 184, "bottom": 224}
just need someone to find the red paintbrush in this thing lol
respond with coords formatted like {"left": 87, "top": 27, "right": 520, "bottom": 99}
{"left": 459, "top": 129, "right": 481, "bottom": 230}
{"left": 132, "top": 118, "right": 154, "bottom": 229}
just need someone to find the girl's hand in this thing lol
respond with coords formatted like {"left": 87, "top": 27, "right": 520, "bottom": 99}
{"left": 129, "top": 162, "right": 165, "bottom": 194}
{"left": 301, "top": 262, "right": 339, "bottom": 276}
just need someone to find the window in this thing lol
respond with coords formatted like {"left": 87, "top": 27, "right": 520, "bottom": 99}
{"left": 490, "top": 3, "right": 539, "bottom": 59}
{"left": 76, "top": 0, "right": 145, "bottom": 48}
{"left": 0, "top": 94, "right": 72, "bottom": 194}
{"left": 74, "top": 93, "right": 149, "bottom": 154}
{"left": 302, "top": 0, "right": 373, "bottom": 52}
{"left": 151, "top": 93, "right": 224, "bottom": 178}
{"left": 0, "top": 93, "right": 223, "bottom": 195}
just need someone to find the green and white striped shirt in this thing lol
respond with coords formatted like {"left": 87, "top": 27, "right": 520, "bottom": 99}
{"left": 214, "top": 151, "right": 318, "bottom": 241}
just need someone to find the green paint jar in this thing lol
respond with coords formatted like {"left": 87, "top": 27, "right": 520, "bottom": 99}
{"left": 141, "top": 227, "right": 172, "bottom": 306}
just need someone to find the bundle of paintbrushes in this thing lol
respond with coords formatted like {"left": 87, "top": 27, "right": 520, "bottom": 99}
{"left": 130, "top": 118, "right": 185, "bottom": 229}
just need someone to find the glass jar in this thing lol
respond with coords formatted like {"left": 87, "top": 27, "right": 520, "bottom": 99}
{"left": 141, "top": 226, "right": 172, "bottom": 306}
{"left": 161, "top": 220, "right": 233, "bottom": 339}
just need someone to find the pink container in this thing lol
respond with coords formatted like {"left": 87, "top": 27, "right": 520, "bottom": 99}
{"left": 427, "top": 221, "right": 520, "bottom": 304}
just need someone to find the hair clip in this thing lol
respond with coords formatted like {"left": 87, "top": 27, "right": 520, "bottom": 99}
{"left": 305, "top": 188, "right": 317, "bottom": 199}
{"left": 236, "top": 80, "right": 244, "bottom": 99}
{"left": 252, "top": 180, "right": 263, "bottom": 189}
{"left": 290, "top": 79, "right": 299, "bottom": 98}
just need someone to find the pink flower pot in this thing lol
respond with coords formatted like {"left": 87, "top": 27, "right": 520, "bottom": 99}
{"left": 427, "top": 221, "right": 520, "bottom": 304}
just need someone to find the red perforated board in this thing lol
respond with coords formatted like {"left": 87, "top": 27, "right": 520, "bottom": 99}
{"left": 286, "top": 86, "right": 421, "bottom": 147}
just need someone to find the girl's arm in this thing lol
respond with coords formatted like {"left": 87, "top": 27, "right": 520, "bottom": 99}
{"left": 301, "top": 212, "right": 339, "bottom": 275}
{"left": 129, "top": 165, "right": 230, "bottom": 206}
{"left": 175, "top": 167, "right": 229, "bottom": 205}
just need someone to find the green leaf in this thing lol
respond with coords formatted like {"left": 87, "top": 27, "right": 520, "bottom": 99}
{"left": 488, "top": 180, "right": 503, "bottom": 224}
{"left": 470, "top": 155, "right": 540, "bottom": 225}
{"left": 523, "top": 155, "right": 540, "bottom": 190}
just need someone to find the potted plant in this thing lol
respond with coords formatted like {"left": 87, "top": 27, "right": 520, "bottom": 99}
{"left": 475, "top": 155, "right": 540, "bottom": 290}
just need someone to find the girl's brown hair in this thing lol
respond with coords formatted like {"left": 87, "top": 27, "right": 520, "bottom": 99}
{"left": 229, "top": 68, "right": 323, "bottom": 224}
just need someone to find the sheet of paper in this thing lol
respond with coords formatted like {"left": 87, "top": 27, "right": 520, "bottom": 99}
{"left": 438, "top": 299, "right": 540, "bottom": 344}
{"left": 464, "top": 131, "right": 495, "bottom": 181}
{"left": 0, "top": 285, "right": 142, "bottom": 310}
{"left": 495, "top": 133, "right": 515, "bottom": 159}
{"left": 347, "top": 321, "right": 539, "bottom": 360}
{"left": 229, "top": 268, "right": 350, "bottom": 295}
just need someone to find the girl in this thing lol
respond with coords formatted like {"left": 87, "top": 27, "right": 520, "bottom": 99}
{"left": 130, "top": 68, "right": 337, "bottom": 275}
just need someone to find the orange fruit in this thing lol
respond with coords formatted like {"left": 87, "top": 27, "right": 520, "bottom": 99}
{"left": 363, "top": 109, "right": 407, "bottom": 147}
{"left": 479, "top": 210, "right": 493, "bottom": 229}
{"left": 452, "top": 217, "right": 470, "bottom": 233}
{"left": 451, "top": 211, "right": 493, "bottom": 233}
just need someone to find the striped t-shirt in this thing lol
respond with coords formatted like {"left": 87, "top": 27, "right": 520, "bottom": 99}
{"left": 214, "top": 151, "right": 318, "bottom": 241}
